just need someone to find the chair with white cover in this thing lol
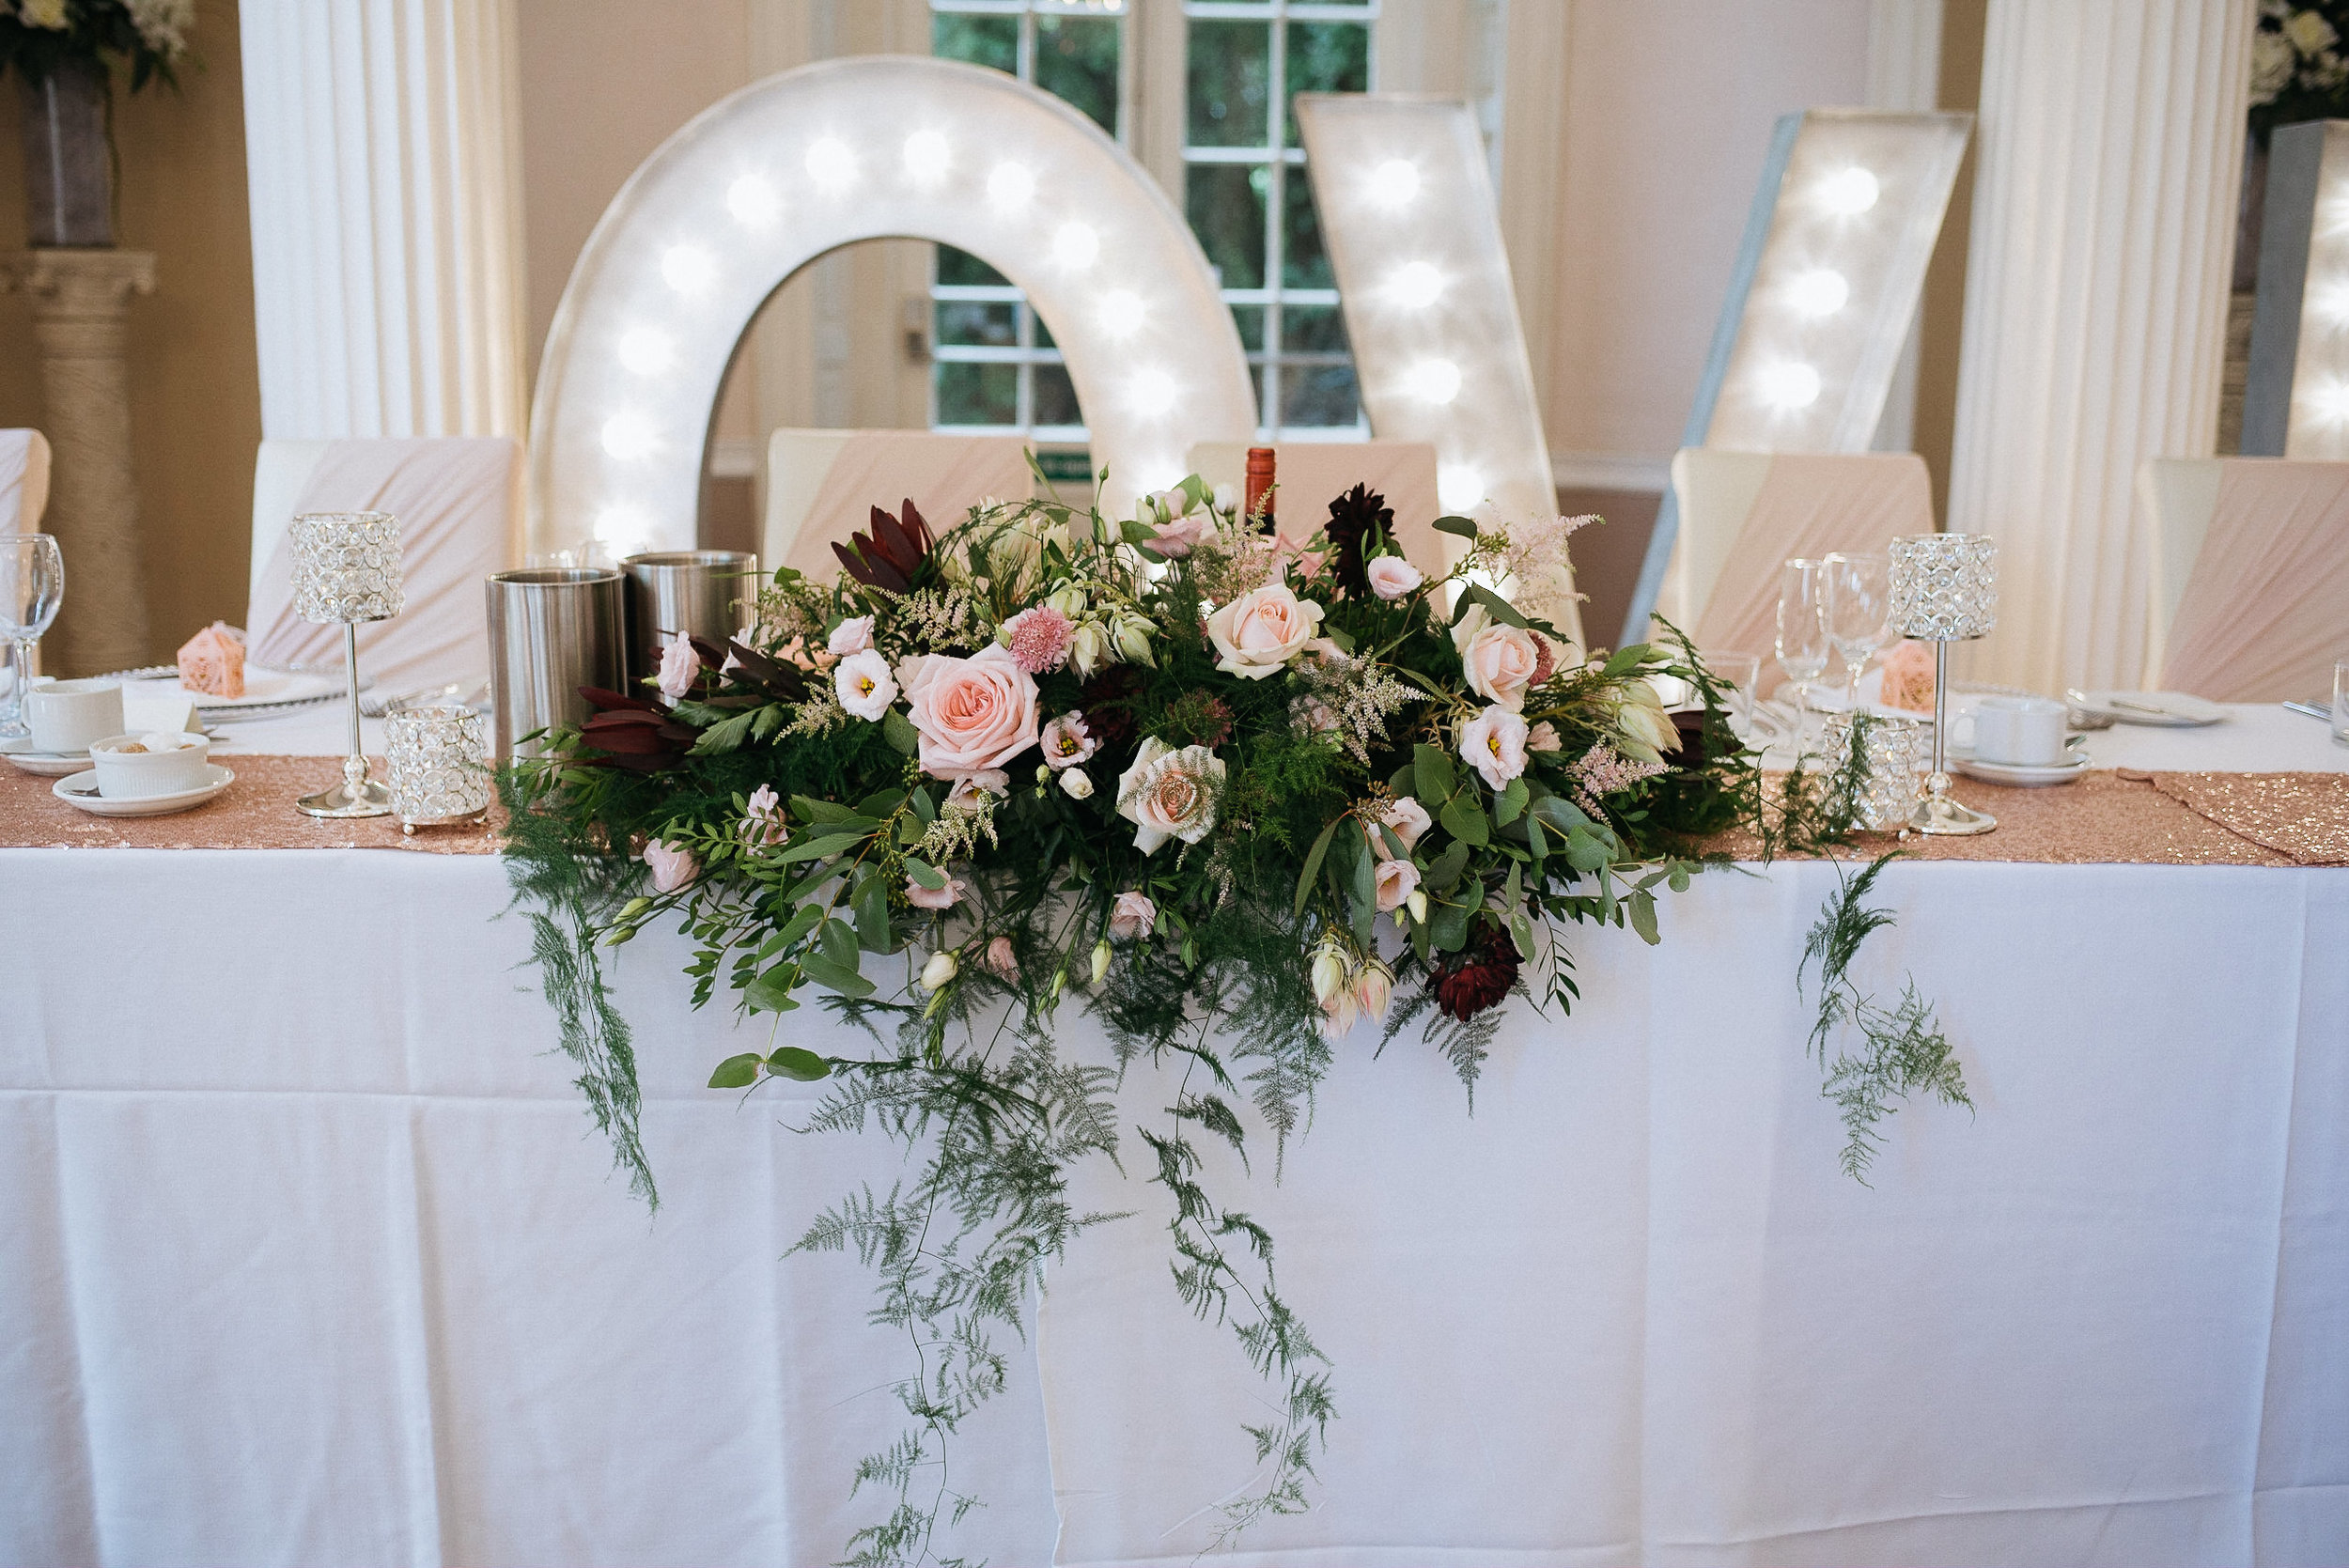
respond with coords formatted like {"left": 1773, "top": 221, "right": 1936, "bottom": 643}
{"left": 2141, "top": 457, "right": 2349, "bottom": 702}
{"left": 0, "top": 428, "right": 52, "bottom": 533}
{"left": 763, "top": 430, "right": 1035, "bottom": 579}
{"left": 246, "top": 437, "right": 521, "bottom": 692}
{"left": 1657, "top": 449, "right": 1935, "bottom": 659}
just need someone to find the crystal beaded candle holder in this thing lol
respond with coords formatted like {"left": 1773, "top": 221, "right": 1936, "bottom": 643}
{"left": 1822, "top": 712, "right": 1929, "bottom": 831}
{"left": 385, "top": 704, "right": 492, "bottom": 832}
{"left": 290, "top": 512, "right": 406, "bottom": 624}
{"left": 1886, "top": 532, "right": 1999, "bottom": 835}
{"left": 1888, "top": 532, "right": 1997, "bottom": 640}
{"left": 290, "top": 511, "right": 407, "bottom": 818}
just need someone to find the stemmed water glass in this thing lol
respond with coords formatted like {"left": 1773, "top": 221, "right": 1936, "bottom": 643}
{"left": 1775, "top": 558, "right": 1832, "bottom": 735}
{"left": 0, "top": 534, "right": 65, "bottom": 739}
{"left": 1823, "top": 551, "right": 1892, "bottom": 709}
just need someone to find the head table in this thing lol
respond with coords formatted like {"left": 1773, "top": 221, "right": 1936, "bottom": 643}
{"left": 3, "top": 704, "right": 2344, "bottom": 1567}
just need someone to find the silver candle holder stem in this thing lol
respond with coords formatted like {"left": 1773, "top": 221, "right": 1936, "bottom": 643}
{"left": 289, "top": 511, "right": 405, "bottom": 818}
{"left": 1888, "top": 532, "right": 1999, "bottom": 836}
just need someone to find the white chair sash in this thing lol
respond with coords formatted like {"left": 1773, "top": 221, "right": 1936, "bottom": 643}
{"left": 2159, "top": 458, "right": 2349, "bottom": 703}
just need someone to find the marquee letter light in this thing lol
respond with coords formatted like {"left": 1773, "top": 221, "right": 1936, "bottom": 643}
{"left": 1292, "top": 95, "right": 1578, "bottom": 641}
{"left": 1616, "top": 109, "right": 1970, "bottom": 643}
{"left": 528, "top": 55, "right": 1256, "bottom": 556}
{"left": 2242, "top": 119, "right": 2349, "bottom": 457}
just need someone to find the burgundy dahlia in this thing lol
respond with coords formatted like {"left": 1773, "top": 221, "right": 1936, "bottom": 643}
{"left": 1322, "top": 483, "right": 1392, "bottom": 600}
{"left": 1078, "top": 665, "right": 1145, "bottom": 752}
{"left": 1431, "top": 933, "right": 1519, "bottom": 1022}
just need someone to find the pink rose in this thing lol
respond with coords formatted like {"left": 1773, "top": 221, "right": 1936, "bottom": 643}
{"left": 1365, "top": 555, "right": 1423, "bottom": 599}
{"left": 898, "top": 645, "right": 1043, "bottom": 780}
{"left": 1459, "top": 705, "right": 1530, "bottom": 790}
{"left": 906, "top": 873, "right": 966, "bottom": 910}
{"left": 1114, "top": 737, "right": 1226, "bottom": 852}
{"left": 1109, "top": 891, "right": 1157, "bottom": 939}
{"left": 1041, "top": 710, "right": 1097, "bottom": 768}
{"left": 1205, "top": 578, "right": 1325, "bottom": 679}
{"left": 827, "top": 615, "right": 874, "bottom": 656}
{"left": 656, "top": 633, "right": 700, "bottom": 701}
{"left": 644, "top": 840, "right": 698, "bottom": 893}
{"left": 1374, "top": 858, "right": 1420, "bottom": 913}
{"left": 1461, "top": 624, "right": 1544, "bottom": 712}
{"left": 984, "top": 936, "right": 1019, "bottom": 979}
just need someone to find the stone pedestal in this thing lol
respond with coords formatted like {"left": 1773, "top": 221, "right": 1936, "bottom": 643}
{"left": 0, "top": 250, "right": 157, "bottom": 675}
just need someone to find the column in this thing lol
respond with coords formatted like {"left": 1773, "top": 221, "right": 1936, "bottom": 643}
{"left": 238, "top": 0, "right": 528, "bottom": 440}
{"left": 1945, "top": 0, "right": 2253, "bottom": 691}
{"left": 0, "top": 251, "right": 157, "bottom": 675}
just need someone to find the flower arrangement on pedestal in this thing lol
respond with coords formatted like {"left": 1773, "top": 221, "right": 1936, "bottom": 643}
{"left": 2, "top": 0, "right": 193, "bottom": 246}
{"left": 503, "top": 473, "right": 1950, "bottom": 1565}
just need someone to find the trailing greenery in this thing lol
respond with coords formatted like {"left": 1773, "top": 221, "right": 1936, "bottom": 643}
{"left": 500, "top": 476, "right": 1963, "bottom": 1564}
{"left": 1799, "top": 854, "right": 1974, "bottom": 1181}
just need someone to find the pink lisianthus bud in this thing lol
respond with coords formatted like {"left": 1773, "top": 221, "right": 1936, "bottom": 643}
{"left": 985, "top": 936, "right": 1019, "bottom": 979}
{"left": 1109, "top": 891, "right": 1157, "bottom": 940}
{"left": 1365, "top": 555, "right": 1423, "bottom": 599}
{"left": 740, "top": 784, "right": 788, "bottom": 845}
{"left": 906, "top": 873, "right": 966, "bottom": 910}
{"left": 656, "top": 633, "right": 700, "bottom": 701}
{"left": 644, "top": 840, "right": 698, "bottom": 893}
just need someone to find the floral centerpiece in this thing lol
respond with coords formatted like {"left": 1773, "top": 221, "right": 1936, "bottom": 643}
{"left": 505, "top": 474, "right": 1953, "bottom": 1565}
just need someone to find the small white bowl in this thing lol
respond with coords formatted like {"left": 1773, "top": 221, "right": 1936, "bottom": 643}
{"left": 87, "top": 731, "right": 213, "bottom": 799}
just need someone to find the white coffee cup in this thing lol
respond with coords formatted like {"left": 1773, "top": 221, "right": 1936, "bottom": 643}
{"left": 1970, "top": 694, "right": 2068, "bottom": 765}
{"left": 87, "top": 732, "right": 212, "bottom": 799}
{"left": 25, "top": 679, "right": 125, "bottom": 755}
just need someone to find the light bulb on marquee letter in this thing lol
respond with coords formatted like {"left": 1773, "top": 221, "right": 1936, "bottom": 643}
{"left": 1368, "top": 158, "right": 1420, "bottom": 209}
{"left": 1817, "top": 166, "right": 1880, "bottom": 215}
{"left": 526, "top": 56, "right": 1255, "bottom": 555}
{"left": 1389, "top": 260, "right": 1443, "bottom": 310}
{"left": 1787, "top": 268, "right": 1849, "bottom": 317}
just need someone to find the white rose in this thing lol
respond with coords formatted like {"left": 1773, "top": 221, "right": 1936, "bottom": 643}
{"left": 1114, "top": 737, "right": 1225, "bottom": 852}
{"left": 1205, "top": 578, "right": 1325, "bottom": 680}
{"left": 833, "top": 648, "right": 898, "bottom": 722}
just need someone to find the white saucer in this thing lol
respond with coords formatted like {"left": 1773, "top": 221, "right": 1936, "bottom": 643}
{"left": 1951, "top": 752, "right": 2091, "bottom": 787}
{"left": 52, "top": 764, "right": 235, "bottom": 816}
{"left": 0, "top": 737, "right": 93, "bottom": 777}
{"left": 2065, "top": 690, "right": 2226, "bottom": 727}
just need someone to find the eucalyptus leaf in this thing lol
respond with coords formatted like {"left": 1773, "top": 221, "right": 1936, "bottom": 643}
{"left": 1430, "top": 896, "right": 1470, "bottom": 953}
{"left": 766, "top": 1046, "right": 832, "bottom": 1081}
{"left": 708, "top": 1053, "right": 762, "bottom": 1089}
{"left": 817, "top": 916, "right": 859, "bottom": 970}
{"left": 882, "top": 708, "right": 920, "bottom": 755}
{"left": 1425, "top": 840, "right": 1470, "bottom": 894}
{"left": 1439, "top": 795, "right": 1489, "bottom": 848}
{"left": 905, "top": 857, "right": 948, "bottom": 891}
{"left": 1628, "top": 888, "right": 1660, "bottom": 946}
{"left": 745, "top": 963, "right": 801, "bottom": 1013}
{"left": 1414, "top": 743, "right": 1455, "bottom": 807}
{"left": 780, "top": 830, "right": 871, "bottom": 864}
{"left": 1293, "top": 815, "right": 1343, "bottom": 917}
{"left": 1431, "top": 514, "right": 1479, "bottom": 537}
{"left": 853, "top": 874, "right": 893, "bottom": 952}
{"left": 1496, "top": 777, "right": 1528, "bottom": 826}
{"left": 799, "top": 950, "right": 876, "bottom": 999}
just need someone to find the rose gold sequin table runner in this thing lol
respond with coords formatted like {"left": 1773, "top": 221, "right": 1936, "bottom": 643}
{"left": 1693, "top": 769, "right": 2349, "bottom": 866}
{"left": 0, "top": 755, "right": 499, "bottom": 853}
{"left": 2, "top": 758, "right": 2344, "bottom": 865}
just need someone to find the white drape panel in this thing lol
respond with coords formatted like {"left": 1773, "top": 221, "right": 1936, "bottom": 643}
{"left": 0, "top": 429, "right": 51, "bottom": 532}
{"left": 2, "top": 849, "right": 2342, "bottom": 1567}
{"left": 1945, "top": 0, "right": 2253, "bottom": 692}
{"left": 239, "top": 0, "right": 528, "bottom": 441}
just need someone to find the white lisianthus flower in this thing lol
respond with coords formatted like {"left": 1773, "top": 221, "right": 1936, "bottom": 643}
{"left": 2287, "top": 8, "right": 2337, "bottom": 54}
{"left": 826, "top": 614, "right": 875, "bottom": 656}
{"left": 1458, "top": 705, "right": 1530, "bottom": 790}
{"left": 1058, "top": 768, "right": 1095, "bottom": 800}
{"left": 1205, "top": 577, "right": 1324, "bottom": 679}
{"left": 920, "top": 950, "right": 958, "bottom": 990}
{"left": 1114, "top": 737, "right": 1224, "bottom": 852}
{"left": 2254, "top": 29, "right": 2295, "bottom": 98}
{"left": 833, "top": 648, "right": 898, "bottom": 722}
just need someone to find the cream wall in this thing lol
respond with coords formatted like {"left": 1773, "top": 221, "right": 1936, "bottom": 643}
{"left": 1543, "top": 0, "right": 1875, "bottom": 487}
{"left": 0, "top": 0, "right": 261, "bottom": 671}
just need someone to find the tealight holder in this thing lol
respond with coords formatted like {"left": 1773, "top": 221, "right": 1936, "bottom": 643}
{"left": 1888, "top": 532, "right": 1998, "bottom": 835}
{"left": 1821, "top": 711, "right": 1930, "bottom": 831}
{"left": 289, "top": 511, "right": 405, "bottom": 817}
{"left": 385, "top": 704, "right": 492, "bottom": 833}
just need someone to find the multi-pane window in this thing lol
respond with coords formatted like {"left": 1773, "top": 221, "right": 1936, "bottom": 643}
{"left": 929, "top": 1, "right": 1128, "bottom": 442}
{"left": 927, "top": 0, "right": 1375, "bottom": 447}
{"left": 1185, "top": 0, "right": 1374, "bottom": 439}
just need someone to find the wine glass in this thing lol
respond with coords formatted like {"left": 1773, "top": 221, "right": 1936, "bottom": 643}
{"left": 1823, "top": 551, "right": 1892, "bottom": 709}
{"left": 0, "top": 534, "right": 65, "bottom": 739}
{"left": 1702, "top": 650, "right": 1764, "bottom": 740}
{"left": 1775, "top": 558, "right": 1832, "bottom": 730}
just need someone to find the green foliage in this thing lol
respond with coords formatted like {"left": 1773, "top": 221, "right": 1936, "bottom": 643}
{"left": 1799, "top": 856, "right": 1974, "bottom": 1181}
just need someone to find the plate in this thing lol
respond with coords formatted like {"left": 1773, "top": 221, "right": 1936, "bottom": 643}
{"left": 95, "top": 663, "right": 353, "bottom": 723}
{"left": 1951, "top": 752, "right": 2091, "bottom": 787}
{"left": 2064, "top": 689, "right": 2226, "bottom": 726}
{"left": 52, "top": 764, "right": 235, "bottom": 816}
{"left": 0, "top": 737, "right": 93, "bottom": 777}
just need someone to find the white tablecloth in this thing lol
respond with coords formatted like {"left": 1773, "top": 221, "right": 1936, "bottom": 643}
{"left": 4, "top": 704, "right": 2346, "bottom": 1566}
